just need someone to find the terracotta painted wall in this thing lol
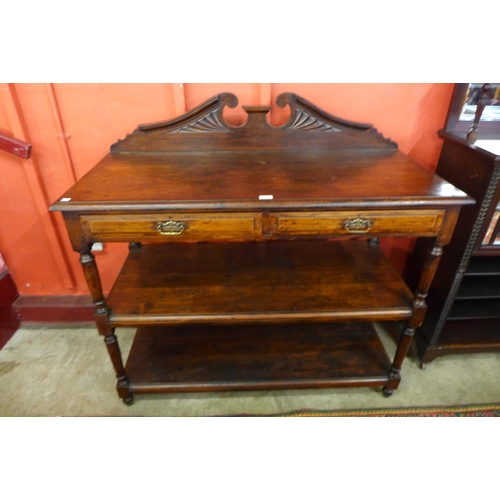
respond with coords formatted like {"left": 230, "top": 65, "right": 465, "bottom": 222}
{"left": 0, "top": 83, "right": 454, "bottom": 297}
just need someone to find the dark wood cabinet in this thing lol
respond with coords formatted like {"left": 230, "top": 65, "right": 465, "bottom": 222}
{"left": 409, "top": 84, "right": 500, "bottom": 364}
{"left": 50, "top": 93, "right": 471, "bottom": 404}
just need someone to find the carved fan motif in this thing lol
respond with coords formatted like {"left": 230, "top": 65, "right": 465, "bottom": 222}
{"left": 276, "top": 92, "right": 397, "bottom": 147}
{"left": 287, "top": 108, "right": 342, "bottom": 132}
{"left": 135, "top": 93, "right": 237, "bottom": 134}
{"left": 111, "top": 91, "right": 398, "bottom": 152}
{"left": 170, "top": 109, "right": 229, "bottom": 133}
{"left": 276, "top": 92, "right": 373, "bottom": 132}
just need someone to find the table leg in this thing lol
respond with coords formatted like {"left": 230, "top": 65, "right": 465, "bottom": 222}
{"left": 383, "top": 243, "right": 443, "bottom": 396}
{"left": 80, "top": 251, "right": 133, "bottom": 405}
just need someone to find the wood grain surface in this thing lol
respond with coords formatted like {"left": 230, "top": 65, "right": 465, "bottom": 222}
{"left": 106, "top": 240, "right": 414, "bottom": 325}
{"left": 125, "top": 322, "right": 391, "bottom": 392}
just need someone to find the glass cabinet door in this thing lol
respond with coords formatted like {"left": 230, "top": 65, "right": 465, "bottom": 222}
{"left": 445, "top": 83, "right": 500, "bottom": 140}
{"left": 482, "top": 203, "right": 500, "bottom": 247}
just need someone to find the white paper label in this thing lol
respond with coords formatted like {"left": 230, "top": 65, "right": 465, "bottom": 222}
{"left": 258, "top": 195, "right": 273, "bottom": 200}
{"left": 60, "top": 197, "right": 72, "bottom": 202}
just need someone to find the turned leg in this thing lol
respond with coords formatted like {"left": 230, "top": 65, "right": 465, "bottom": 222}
{"left": 80, "top": 251, "right": 133, "bottom": 405}
{"left": 383, "top": 327, "right": 415, "bottom": 396}
{"left": 103, "top": 328, "right": 134, "bottom": 406}
{"left": 383, "top": 243, "right": 443, "bottom": 396}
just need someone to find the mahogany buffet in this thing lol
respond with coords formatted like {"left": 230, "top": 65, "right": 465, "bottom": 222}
{"left": 50, "top": 93, "right": 473, "bottom": 405}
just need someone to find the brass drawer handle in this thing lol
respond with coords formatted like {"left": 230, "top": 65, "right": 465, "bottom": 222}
{"left": 155, "top": 220, "right": 187, "bottom": 235}
{"left": 343, "top": 218, "right": 373, "bottom": 233}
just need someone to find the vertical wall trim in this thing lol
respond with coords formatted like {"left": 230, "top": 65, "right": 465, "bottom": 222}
{"left": 46, "top": 84, "right": 77, "bottom": 185}
{"left": 2, "top": 84, "right": 76, "bottom": 289}
{"left": 172, "top": 83, "right": 186, "bottom": 116}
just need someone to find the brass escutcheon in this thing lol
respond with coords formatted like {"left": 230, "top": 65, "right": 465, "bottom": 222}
{"left": 155, "top": 220, "right": 187, "bottom": 235}
{"left": 343, "top": 217, "right": 373, "bottom": 233}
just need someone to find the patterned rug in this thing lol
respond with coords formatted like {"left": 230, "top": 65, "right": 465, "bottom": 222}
{"left": 226, "top": 403, "right": 500, "bottom": 417}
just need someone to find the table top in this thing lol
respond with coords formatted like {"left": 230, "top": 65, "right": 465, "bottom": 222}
{"left": 50, "top": 92, "right": 474, "bottom": 213}
{"left": 51, "top": 149, "right": 472, "bottom": 212}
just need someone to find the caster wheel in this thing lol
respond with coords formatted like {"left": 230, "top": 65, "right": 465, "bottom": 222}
{"left": 123, "top": 394, "right": 134, "bottom": 406}
{"left": 382, "top": 388, "right": 393, "bottom": 398}
{"left": 420, "top": 362, "right": 427, "bottom": 370}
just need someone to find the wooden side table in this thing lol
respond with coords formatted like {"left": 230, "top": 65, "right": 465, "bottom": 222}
{"left": 50, "top": 93, "right": 472, "bottom": 404}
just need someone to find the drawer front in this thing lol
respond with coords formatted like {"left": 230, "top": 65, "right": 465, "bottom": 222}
{"left": 81, "top": 213, "right": 263, "bottom": 242}
{"left": 270, "top": 210, "right": 446, "bottom": 236}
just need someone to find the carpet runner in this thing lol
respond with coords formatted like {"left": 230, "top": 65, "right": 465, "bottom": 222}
{"left": 227, "top": 403, "right": 500, "bottom": 417}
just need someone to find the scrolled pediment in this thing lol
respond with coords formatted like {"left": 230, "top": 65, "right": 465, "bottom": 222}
{"left": 137, "top": 93, "right": 238, "bottom": 134}
{"left": 276, "top": 92, "right": 373, "bottom": 132}
{"left": 111, "top": 91, "right": 397, "bottom": 153}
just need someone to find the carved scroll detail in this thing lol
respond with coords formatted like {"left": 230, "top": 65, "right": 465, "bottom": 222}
{"left": 288, "top": 108, "right": 342, "bottom": 132}
{"left": 111, "top": 91, "right": 398, "bottom": 152}
{"left": 110, "top": 93, "right": 239, "bottom": 152}
{"left": 277, "top": 92, "right": 374, "bottom": 132}
{"left": 137, "top": 93, "right": 238, "bottom": 134}
{"left": 169, "top": 109, "right": 229, "bottom": 133}
{"left": 275, "top": 92, "right": 398, "bottom": 148}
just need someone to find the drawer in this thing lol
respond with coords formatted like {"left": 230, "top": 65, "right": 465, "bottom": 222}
{"left": 81, "top": 213, "right": 263, "bottom": 242}
{"left": 270, "top": 210, "right": 445, "bottom": 236}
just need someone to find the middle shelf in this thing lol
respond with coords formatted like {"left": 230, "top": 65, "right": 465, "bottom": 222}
{"left": 106, "top": 239, "right": 415, "bottom": 326}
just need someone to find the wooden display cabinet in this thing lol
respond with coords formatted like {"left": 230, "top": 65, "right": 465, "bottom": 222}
{"left": 50, "top": 93, "right": 471, "bottom": 404}
{"left": 409, "top": 83, "right": 500, "bottom": 365}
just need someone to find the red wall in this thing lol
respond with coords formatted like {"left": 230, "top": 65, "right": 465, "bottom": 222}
{"left": 0, "top": 83, "right": 454, "bottom": 297}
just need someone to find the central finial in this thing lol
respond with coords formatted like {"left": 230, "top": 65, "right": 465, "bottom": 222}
{"left": 242, "top": 105, "right": 273, "bottom": 129}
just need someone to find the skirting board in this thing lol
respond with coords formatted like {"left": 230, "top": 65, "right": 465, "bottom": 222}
{"left": 15, "top": 295, "right": 94, "bottom": 326}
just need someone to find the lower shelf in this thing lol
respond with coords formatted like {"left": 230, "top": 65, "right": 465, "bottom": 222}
{"left": 124, "top": 322, "right": 392, "bottom": 393}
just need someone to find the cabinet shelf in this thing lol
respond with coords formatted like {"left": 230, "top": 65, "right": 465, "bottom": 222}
{"left": 448, "top": 298, "right": 500, "bottom": 320}
{"left": 416, "top": 318, "right": 500, "bottom": 360}
{"left": 107, "top": 240, "right": 415, "bottom": 327}
{"left": 455, "top": 275, "right": 500, "bottom": 299}
{"left": 466, "top": 256, "right": 500, "bottom": 276}
{"left": 440, "top": 318, "right": 500, "bottom": 347}
{"left": 125, "top": 322, "right": 392, "bottom": 393}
